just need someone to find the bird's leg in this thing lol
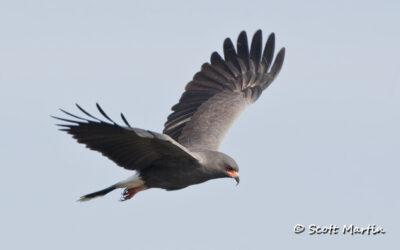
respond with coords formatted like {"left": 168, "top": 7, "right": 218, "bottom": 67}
{"left": 120, "top": 186, "right": 146, "bottom": 201}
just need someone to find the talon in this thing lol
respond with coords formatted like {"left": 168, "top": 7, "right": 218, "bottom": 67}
{"left": 120, "top": 186, "right": 146, "bottom": 201}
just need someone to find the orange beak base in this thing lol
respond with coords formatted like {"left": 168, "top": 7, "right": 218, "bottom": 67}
{"left": 226, "top": 170, "right": 240, "bottom": 185}
{"left": 226, "top": 169, "right": 239, "bottom": 178}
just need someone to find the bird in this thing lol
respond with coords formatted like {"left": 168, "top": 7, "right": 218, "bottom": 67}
{"left": 53, "top": 30, "right": 285, "bottom": 201}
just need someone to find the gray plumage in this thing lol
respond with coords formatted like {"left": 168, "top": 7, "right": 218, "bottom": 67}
{"left": 53, "top": 30, "right": 285, "bottom": 201}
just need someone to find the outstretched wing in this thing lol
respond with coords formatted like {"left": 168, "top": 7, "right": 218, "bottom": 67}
{"left": 53, "top": 104, "right": 198, "bottom": 171}
{"left": 163, "top": 30, "right": 285, "bottom": 150}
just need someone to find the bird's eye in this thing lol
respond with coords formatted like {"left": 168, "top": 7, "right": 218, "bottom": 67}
{"left": 226, "top": 166, "right": 234, "bottom": 171}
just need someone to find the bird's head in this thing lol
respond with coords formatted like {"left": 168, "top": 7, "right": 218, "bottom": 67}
{"left": 199, "top": 151, "right": 240, "bottom": 185}
{"left": 216, "top": 153, "right": 240, "bottom": 185}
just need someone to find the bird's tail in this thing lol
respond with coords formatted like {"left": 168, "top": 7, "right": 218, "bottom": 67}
{"left": 78, "top": 185, "right": 117, "bottom": 202}
{"left": 78, "top": 173, "right": 145, "bottom": 202}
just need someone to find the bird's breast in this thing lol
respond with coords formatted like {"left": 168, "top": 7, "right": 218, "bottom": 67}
{"left": 140, "top": 163, "right": 214, "bottom": 190}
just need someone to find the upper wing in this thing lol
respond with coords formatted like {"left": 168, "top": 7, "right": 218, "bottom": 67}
{"left": 163, "top": 30, "right": 285, "bottom": 150}
{"left": 53, "top": 104, "right": 198, "bottom": 171}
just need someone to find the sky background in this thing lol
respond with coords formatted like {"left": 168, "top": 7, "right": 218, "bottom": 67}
{"left": 1, "top": 0, "right": 399, "bottom": 249}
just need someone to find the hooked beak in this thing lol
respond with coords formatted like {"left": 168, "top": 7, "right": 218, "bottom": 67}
{"left": 234, "top": 176, "right": 240, "bottom": 185}
{"left": 226, "top": 170, "right": 240, "bottom": 186}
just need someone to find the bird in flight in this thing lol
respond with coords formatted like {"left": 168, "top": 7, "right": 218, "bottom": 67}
{"left": 53, "top": 30, "right": 285, "bottom": 201}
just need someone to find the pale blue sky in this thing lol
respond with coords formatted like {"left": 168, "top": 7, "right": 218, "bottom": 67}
{"left": 1, "top": 0, "right": 399, "bottom": 249}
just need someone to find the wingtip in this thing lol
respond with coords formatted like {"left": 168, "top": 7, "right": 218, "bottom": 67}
{"left": 250, "top": 29, "right": 263, "bottom": 63}
{"left": 270, "top": 47, "right": 286, "bottom": 77}
{"left": 253, "top": 29, "right": 262, "bottom": 39}
{"left": 268, "top": 32, "right": 275, "bottom": 41}
{"left": 238, "top": 30, "right": 247, "bottom": 38}
{"left": 210, "top": 51, "right": 223, "bottom": 65}
{"left": 95, "top": 103, "right": 103, "bottom": 113}
{"left": 120, "top": 112, "right": 132, "bottom": 128}
{"left": 96, "top": 103, "right": 117, "bottom": 124}
{"left": 278, "top": 47, "right": 286, "bottom": 56}
{"left": 223, "top": 37, "right": 234, "bottom": 47}
{"left": 237, "top": 30, "right": 249, "bottom": 56}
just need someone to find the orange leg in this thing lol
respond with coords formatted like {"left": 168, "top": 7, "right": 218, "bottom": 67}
{"left": 120, "top": 186, "right": 147, "bottom": 201}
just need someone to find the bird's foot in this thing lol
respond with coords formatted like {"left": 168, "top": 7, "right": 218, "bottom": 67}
{"left": 120, "top": 186, "right": 146, "bottom": 201}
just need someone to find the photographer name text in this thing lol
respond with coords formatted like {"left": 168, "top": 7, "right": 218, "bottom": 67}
{"left": 293, "top": 224, "right": 385, "bottom": 235}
